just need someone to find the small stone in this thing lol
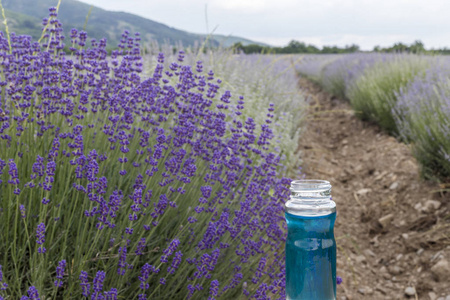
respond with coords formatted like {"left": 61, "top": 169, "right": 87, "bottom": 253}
{"left": 414, "top": 202, "right": 422, "bottom": 211}
{"left": 355, "top": 255, "right": 366, "bottom": 264}
{"left": 378, "top": 214, "right": 394, "bottom": 228}
{"left": 428, "top": 292, "right": 437, "bottom": 300}
{"left": 388, "top": 265, "right": 402, "bottom": 275}
{"left": 370, "top": 235, "right": 379, "bottom": 247}
{"left": 445, "top": 295, "right": 450, "bottom": 300}
{"left": 364, "top": 249, "right": 376, "bottom": 257}
{"left": 396, "top": 254, "right": 403, "bottom": 261}
{"left": 358, "top": 288, "right": 366, "bottom": 295}
{"left": 389, "top": 182, "right": 399, "bottom": 190}
{"left": 416, "top": 248, "right": 424, "bottom": 256}
{"left": 401, "top": 233, "right": 409, "bottom": 239}
{"left": 354, "top": 164, "right": 364, "bottom": 172}
{"left": 404, "top": 287, "right": 416, "bottom": 296}
{"left": 422, "top": 200, "right": 441, "bottom": 212}
{"left": 431, "top": 251, "right": 443, "bottom": 262}
{"left": 356, "top": 188, "right": 372, "bottom": 195}
{"left": 376, "top": 285, "right": 388, "bottom": 295}
{"left": 365, "top": 286, "right": 374, "bottom": 295}
{"left": 431, "top": 259, "right": 450, "bottom": 282}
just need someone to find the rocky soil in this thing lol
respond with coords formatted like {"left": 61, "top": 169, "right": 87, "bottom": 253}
{"left": 298, "top": 78, "right": 450, "bottom": 300}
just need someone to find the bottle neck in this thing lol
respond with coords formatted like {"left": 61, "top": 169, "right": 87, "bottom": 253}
{"left": 285, "top": 180, "right": 336, "bottom": 217}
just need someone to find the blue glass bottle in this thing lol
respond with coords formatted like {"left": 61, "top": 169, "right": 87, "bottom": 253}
{"left": 285, "top": 180, "right": 336, "bottom": 300}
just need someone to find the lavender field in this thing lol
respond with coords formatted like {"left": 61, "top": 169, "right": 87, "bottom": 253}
{"left": 297, "top": 53, "right": 450, "bottom": 179}
{"left": 0, "top": 8, "right": 308, "bottom": 300}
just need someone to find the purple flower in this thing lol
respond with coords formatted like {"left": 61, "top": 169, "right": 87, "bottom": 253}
{"left": 167, "top": 251, "right": 183, "bottom": 274}
{"left": 48, "top": 137, "right": 60, "bottom": 160}
{"left": 54, "top": 259, "right": 66, "bottom": 287}
{"left": 0, "top": 265, "right": 8, "bottom": 291}
{"left": 26, "top": 286, "right": 40, "bottom": 300}
{"left": 200, "top": 186, "right": 212, "bottom": 199}
{"left": 135, "top": 238, "right": 146, "bottom": 255}
{"left": 19, "top": 205, "right": 26, "bottom": 218}
{"left": 117, "top": 246, "right": 127, "bottom": 275}
{"left": 138, "top": 263, "right": 154, "bottom": 292}
{"left": 92, "top": 270, "right": 106, "bottom": 300}
{"left": 187, "top": 284, "right": 203, "bottom": 300}
{"left": 104, "top": 288, "right": 118, "bottom": 300}
{"left": 337, "top": 276, "right": 343, "bottom": 285}
{"left": 208, "top": 279, "right": 219, "bottom": 300}
{"left": 154, "top": 194, "right": 168, "bottom": 216}
{"left": 31, "top": 156, "right": 45, "bottom": 178}
{"left": 160, "top": 238, "right": 180, "bottom": 263}
{"left": 79, "top": 271, "right": 90, "bottom": 297}
{"left": 36, "top": 223, "right": 46, "bottom": 253}
{"left": 7, "top": 159, "right": 20, "bottom": 194}
{"left": 7, "top": 159, "right": 19, "bottom": 185}
{"left": 0, "top": 159, "right": 6, "bottom": 184}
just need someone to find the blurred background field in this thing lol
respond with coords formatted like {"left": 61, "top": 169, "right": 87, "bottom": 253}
{"left": 296, "top": 53, "right": 450, "bottom": 179}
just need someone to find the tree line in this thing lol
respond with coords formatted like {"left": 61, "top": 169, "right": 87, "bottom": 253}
{"left": 232, "top": 40, "right": 450, "bottom": 55}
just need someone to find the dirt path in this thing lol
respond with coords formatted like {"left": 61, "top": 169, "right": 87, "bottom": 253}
{"left": 298, "top": 78, "right": 450, "bottom": 300}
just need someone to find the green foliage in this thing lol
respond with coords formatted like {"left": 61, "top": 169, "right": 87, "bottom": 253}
{"left": 407, "top": 96, "right": 450, "bottom": 178}
{"left": 232, "top": 40, "right": 360, "bottom": 55}
{"left": 393, "top": 70, "right": 450, "bottom": 178}
{"left": 320, "top": 62, "right": 350, "bottom": 99}
{"left": 347, "top": 56, "right": 431, "bottom": 134}
{"left": 373, "top": 40, "right": 427, "bottom": 54}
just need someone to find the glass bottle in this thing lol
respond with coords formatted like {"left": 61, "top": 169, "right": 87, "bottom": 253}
{"left": 285, "top": 180, "right": 336, "bottom": 300}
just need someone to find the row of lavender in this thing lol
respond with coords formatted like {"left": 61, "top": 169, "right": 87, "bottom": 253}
{"left": 0, "top": 8, "right": 306, "bottom": 300}
{"left": 297, "top": 53, "right": 450, "bottom": 179}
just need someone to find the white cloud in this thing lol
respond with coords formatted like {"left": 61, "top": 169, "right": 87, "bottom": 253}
{"left": 80, "top": 0, "right": 450, "bottom": 49}
{"left": 211, "top": 0, "right": 270, "bottom": 12}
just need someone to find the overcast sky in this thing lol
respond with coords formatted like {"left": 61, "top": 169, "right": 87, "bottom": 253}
{"left": 80, "top": 0, "right": 450, "bottom": 50}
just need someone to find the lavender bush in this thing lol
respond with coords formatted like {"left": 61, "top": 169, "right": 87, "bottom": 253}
{"left": 144, "top": 51, "right": 306, "bottom": 173}
{"left": 319, "top": 53, "right": 395, "bottom": 100}
{"left": 394, "top": 62, "right": 450, "bottom": 177}
{"left": 294, "top": 54, "right": 340, "bottom": 83}
{"left": 0, "top": 7, "right": 305, "bottom": 299}
{"left": 347, "top": 55, "right": 431, "bottom": 133}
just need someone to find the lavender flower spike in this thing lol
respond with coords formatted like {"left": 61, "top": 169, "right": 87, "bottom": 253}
{"left": 35, "top": 223, "right": 46, "bottom": 254}
{"left": 54, "top": 260, "right": 66, "bottom": 287}
{"left": 0, "top": 265, "right": 8, "bottom": 291}
{"left": 160, "top": 238, "right": 180, "bottom": 263}
{"left": 79, "top": 271, "right": 90, "bottom": 297}
{"left": 26, "top": 286, "right": 40, "bottom": 300}
{"left": 92, "top": 270, "right": 106, "bottom": 300}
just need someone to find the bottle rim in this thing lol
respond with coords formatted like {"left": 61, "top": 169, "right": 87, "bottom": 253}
{"left": 290, "top": 179, "right": 331, "bottom": 192}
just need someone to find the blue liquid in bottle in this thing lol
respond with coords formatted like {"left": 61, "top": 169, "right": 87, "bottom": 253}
{"left": 285, "top": 180, "right": 336, "bottom": 300}
{"left": 285, "top": 212, "right": 336, "bottom": 300}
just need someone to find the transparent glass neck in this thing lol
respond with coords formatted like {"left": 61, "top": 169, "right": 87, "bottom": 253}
{"left": 285, "top": 180, "right": 336, "bottom": 216}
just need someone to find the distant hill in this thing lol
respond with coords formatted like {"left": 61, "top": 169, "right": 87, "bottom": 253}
{"left": 1, "top": 0, "right": 267, "bottom": 49}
